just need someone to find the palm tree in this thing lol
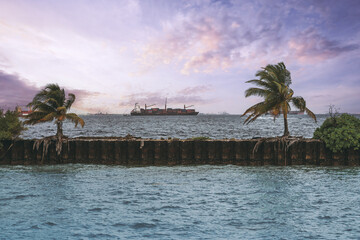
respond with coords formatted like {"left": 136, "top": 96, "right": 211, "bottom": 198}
{"left": 242, "top": 62, "right": 316, "bottom": 136}
{"left": 24, "top": 84, "right": 84, "bottom": 138}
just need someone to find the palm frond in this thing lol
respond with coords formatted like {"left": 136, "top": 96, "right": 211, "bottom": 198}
{"left": 44, "top": 84, "right": 61, "bottom": 91}
{"left": 242, "top": 101, "right": 275, "bottom": 124}
{"left": 256, "top": 71, "right": 276, "bottom": 83}
{"left": 66, "top": 113, "right": 85, "bottom": 127}
{"left": 44, "top": 98, "right": 61, "bottom": 108}
{"left": 48, "top": 90, "right": 64, "bottom": 107}
{"left": 245, "top": 88, "right": 270, "bottom": 98}
{"left": 273, "top": 81, "right": 283, "bottom": 93}
{"left": 65, "top": 93, "right": 75, "bottom": 109}
{"left": 305, "top": 107, "right": 317, "bottom": 122}
{"left": 270, "top": 106, "right": 281, "bottom": 122}
{"left": 245, "top": 113, "right": 262, "bottom": 124}
{"left": 56, "top": 106, "right": 66, "bottom": 113}
{"left": 41, "top": 112, "right": 57, "bottom": 122}
{"left": 245, "top": 79, "right": 272, "bottom": 90}
{"left": 290, "top": 96, "right": 317, "bottom": 122}
{"left": 290, "top": 96, "right": 306, "bottom": 110}
{"left": 23, "top": 111, "right": 48, "bottom": 125}
{"left": 287, "top": 101, "right": 291, "bottom": 112}
{"left": 241, "top": 102, "right": 265, "bottom": 117}
{"left": 23, "top": 118, "right": 42, "bottom": 125}
{"left": 29, "top": 101, "right": 56, "bottom": 112}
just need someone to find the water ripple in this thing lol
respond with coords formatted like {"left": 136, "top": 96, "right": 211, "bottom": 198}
{"left": 131, "top": 223, "right": 157, "bottom": 229}
{"left": 20, "top": 114, "right": 343, "bottom": 140}
{"left": 1, "top": 165, "right": 360, "bottom": 239}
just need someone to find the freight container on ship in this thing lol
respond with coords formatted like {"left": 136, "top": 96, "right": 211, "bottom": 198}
{"left": 130, "top": 100, "right": 199, "bottom": 116}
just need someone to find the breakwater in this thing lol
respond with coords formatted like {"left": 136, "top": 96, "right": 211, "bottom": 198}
{"left": 0, "top": 138, "right": 359, "bottom": 166}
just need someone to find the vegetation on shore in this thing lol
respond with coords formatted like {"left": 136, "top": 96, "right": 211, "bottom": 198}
{"left": 24, "top": 84, "right": 85, "bottom": 139}
{"left": 190, "top": 136, "right": 211, "bottom": 141}
{"left": 0, "top": 109, "right": 26, "bottom": 149}
{"left": 314, "top": 113, "right": 360, "bottom": 153}
{"left": 242, "top": 62, "right": 316, "bottom": 136}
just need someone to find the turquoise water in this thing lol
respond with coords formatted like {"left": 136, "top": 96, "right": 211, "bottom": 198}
{"left": 1, "top": 165, "right": 360, "bottom": 239}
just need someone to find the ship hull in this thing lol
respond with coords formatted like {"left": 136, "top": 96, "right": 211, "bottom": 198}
{"left": 131, "top": 112, "right": 199, "bottom": 116}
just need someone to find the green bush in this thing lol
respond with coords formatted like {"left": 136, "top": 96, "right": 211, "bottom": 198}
{"left": 313, "top": 113, "right": 360, "bottom": 153}
{"left": 190, "top": 136, "right": 211, "bottom": 141}
{"left": 0, "top": 109, "right": 26, "bottom": 149}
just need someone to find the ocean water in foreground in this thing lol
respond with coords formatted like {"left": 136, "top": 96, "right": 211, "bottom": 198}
{"left": 6, "top": 115, "right": 360, "bottom": 239}
{"left": 1, "top": 165, "right": 360, "bottom": 239}
{"left": 21, "top": 114, "right": 334, "bottom": 139}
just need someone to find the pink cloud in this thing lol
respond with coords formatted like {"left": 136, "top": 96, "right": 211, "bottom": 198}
{"left": 137, "top": 3, "right": 287, "bottom": 75}
{"left": 119, "top": 85, "right": 213, "bottom": 108}
{"left": 176, "top": 85, "right": 212, "bottom": 95}
{"left": 138, "top": 2, "right": 360, "bottom": 75}
{"left": 138, "top": 16, "right": 247, "bottom": 74}
{"left": 67, "top": 88, "right": 102, "bottom": 112}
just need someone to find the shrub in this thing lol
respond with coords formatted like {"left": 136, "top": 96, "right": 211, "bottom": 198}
{"left": 0, "top": 109, "right": 26, "bottom": 149}
{"left": 313, "top": 113, "right": 360, "bottom": 152}
{"left": 190, "top": 136, "right": 211, "bottom": 141}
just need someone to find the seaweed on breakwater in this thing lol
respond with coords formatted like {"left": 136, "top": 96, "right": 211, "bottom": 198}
{"left": 30, "top": 134, "right": 143, "bottom": 163}
{"left": 252, "top": 136, "right": 305, "bottom": 165}
{"left": 33, "top": 137, "right": 53, "bottom": 163}
{"left": 33, "top": 136, "right": 69, "bottom": 163}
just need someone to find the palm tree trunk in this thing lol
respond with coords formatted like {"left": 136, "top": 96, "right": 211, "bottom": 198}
{"left": 56, "top": 121, "right": 63, "bottom": 138}
{"left": 283, "top": 112, "right": 289, "bottom": 136}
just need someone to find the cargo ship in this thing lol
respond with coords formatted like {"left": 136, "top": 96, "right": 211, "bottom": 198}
{"left": 130, "top": 100, "right": 199, "bottom": 116}
{"left": 15, "top": 106, "right": 32, "bottom": 117}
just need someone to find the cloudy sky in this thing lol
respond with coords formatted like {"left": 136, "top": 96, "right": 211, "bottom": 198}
{"left": 0, "top": 0, "right": 359, "bottom": 114}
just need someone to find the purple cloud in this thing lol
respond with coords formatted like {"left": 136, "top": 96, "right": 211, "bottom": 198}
{"left": 0, "top": 70, "right": 38, "bottom": 109}
{"left": 139, "top": 0, "right": 360, "bottom": 74}
{"left": 0, "top": 70, "right": 100, "bottom": 111}
{"left": 138, "top": 1, "right": 288, "bottom": 74}
{"left": 1, "top": 0, "right": 360, "bottom": 114}
{"left": 288, "top": 28, "right": 359, "bottom": 62}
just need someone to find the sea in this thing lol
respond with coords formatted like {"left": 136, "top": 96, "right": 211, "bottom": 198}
{"left": 1, "top": 114, "right": 360, "bottom": 239}
{"left": 21, "top": 114, "right": 332, "bottom": 139}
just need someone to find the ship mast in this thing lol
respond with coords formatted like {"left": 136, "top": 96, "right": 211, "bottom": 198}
{"left": 165, "top": 98, "right": 167, "bottom": 111}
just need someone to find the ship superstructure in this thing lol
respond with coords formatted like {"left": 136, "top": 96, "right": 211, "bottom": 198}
{"left": 15, "top": 106, "right": 32, "bottom": 117}
{"left": 131, "top": 99, "right": 199, "bottom": 116}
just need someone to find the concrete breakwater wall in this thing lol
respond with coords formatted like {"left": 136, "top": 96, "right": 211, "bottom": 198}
{"left": 0, "top": 138, "right": 359, "bottom": 166}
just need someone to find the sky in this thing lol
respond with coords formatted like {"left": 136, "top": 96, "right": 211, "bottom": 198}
{"left": 0, "top": 0, "right": 359, "bottom": 114}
